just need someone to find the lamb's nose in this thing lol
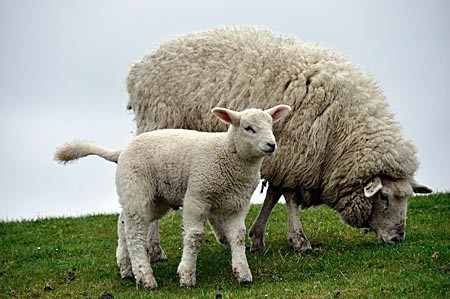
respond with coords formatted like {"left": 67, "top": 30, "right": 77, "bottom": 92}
{"left": 266, "top": 143, "right": 276, "bottom": 152}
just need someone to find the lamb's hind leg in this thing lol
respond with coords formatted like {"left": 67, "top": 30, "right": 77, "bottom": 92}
{"left": 116, "top": 211, "right": 133, "bottom": 279}
{"left": 147, "top": 219, "right": 168, "bottom": 262}
{"left": 123, "top": 210, "right": 158, "bottom": 289}
{"left": 248, "top": 184, "right": 282, "bottom": 252}
{"left": 285, "top": 190, "right": 312, "bottom": 251}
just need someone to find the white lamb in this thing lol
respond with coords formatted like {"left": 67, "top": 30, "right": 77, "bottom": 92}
{"left": 55, "top": 104, "right": 291, "bottom": 289}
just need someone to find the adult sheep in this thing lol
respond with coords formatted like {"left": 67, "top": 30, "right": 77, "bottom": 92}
{"left": 126, "top": 26, "right": 432, "bottom": 252}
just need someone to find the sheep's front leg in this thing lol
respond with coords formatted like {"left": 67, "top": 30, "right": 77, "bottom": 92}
{"left": 147, "top": 220, "right": 168, "bottom": 262}
{"left": 222, "top": 211, "right": 252, "bottom": 283}
{"left": 177, "top": 201, "right": 205, "bottom": 287}
{"left": 123, "top": 211, "right": 158, "bottom": 289}
{"left": 285, "top": 191, "right": 312, "bottom": 251}
{"left": 248, "top": 184, "right": 282, "bottom": 252}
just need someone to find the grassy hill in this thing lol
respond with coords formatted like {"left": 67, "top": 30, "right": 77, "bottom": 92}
{"left": 1, "top": 193, "right": 448, "bottom": 299}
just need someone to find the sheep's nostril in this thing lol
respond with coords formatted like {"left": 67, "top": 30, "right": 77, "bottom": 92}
{"left": 390, "top": 233, "right": 404, "bottom": 243}
{"left": 266, "top": 143, "right": 275, "bottom": 152}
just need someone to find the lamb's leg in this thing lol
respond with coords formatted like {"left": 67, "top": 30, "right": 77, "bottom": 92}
{"left": 147, "top": 220, "right": 168, "bottom": 262}
{"left": 248, "top": 184, "right": 282, "bottom": 252}
{"left": 177, "top": 201, "right": 205, "bottom": 287}
{"left": 116, "top": 211, "right": 133, "bottom": 278}
{"left": 208, "top": 217, "right": 230, "bottom": 249}
{"left": 123, "top": 210, "right": 158, "bottom": 289}
{"left": 285, "top": 191, "right": 312, "bottom": 251}
{"left": 222, "top": 210, "right": 253, "bottom": 283}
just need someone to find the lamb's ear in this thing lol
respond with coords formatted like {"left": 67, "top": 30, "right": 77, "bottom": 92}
{"left": 410, "top": 178, "right": 432, "bottom": 194}
{"left": 364, "top": 176, "right": 383, "bottom": 198}
{"left": 212, "top": 107, "right": 240, "bottom": 126}
{"left": 264, "top": 105, "right": 291, "bottom": 123}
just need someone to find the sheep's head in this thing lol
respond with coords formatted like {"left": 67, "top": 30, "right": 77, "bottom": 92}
{"left": 212, "top": 105, "right": 291, "bottom": 160}
{"left": 339, "top": 176, "right": 432, "bottom": 244}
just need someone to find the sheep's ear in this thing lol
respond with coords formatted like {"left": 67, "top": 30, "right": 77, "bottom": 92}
{"left": 264, "top": 105, "right": 291, "bottom": 123}
{"left": 364, "top": 177, "right": 383, "bottom": 198}
{"left": 212, "top": 108, "right": 240, "bottom": 126}
{"left": 410, "top": 178, "right": 432, "bottom": 194}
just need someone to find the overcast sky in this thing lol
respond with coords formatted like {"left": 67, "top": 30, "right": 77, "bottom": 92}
{"left": 1, "top": 0, "right": 449, "bottom": 221}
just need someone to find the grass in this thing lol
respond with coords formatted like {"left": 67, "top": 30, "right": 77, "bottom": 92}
{"left": 0, "top": 193, "right": 448, "bottom": 299}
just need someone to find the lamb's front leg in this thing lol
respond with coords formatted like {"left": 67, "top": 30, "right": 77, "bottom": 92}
{"left": 222, "top": 211, "right": 252, "bottom": 283}
{"left": 177, "top": 201, "right": 205, "bottom": 287}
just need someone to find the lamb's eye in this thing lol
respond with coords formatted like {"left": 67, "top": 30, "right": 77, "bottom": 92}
{"left": 244, "top": 126, "right": 256, "bottom": 133}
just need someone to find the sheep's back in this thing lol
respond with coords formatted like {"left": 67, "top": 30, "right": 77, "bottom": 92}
{"left": 127, "top": 26, "right": 419, "bottom": 199}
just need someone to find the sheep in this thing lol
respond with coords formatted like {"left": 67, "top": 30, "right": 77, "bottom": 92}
{"left": 125, "top": 25, "right": 432, "bottom": 253}
{"left": 55, "top": 104, "right": 291, "bottom": 289}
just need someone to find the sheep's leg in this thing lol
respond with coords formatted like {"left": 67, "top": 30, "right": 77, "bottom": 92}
{"left": 116, "top": 211, "right": 133, "bottom": 278}
{"left": 208, "top": 217, "right": 230, "bottom": 249}
{"left": 285, "top": 191, "right": 312, "bottom": 251}
{"left": 222, "top": 210, "right": 252, "bottom": 283}
{"left": 177, "top": 200, "right": 205, "bottom": 287}
{"left": 123, "top": 210, "right": 158, "bottom": 289}
{"left": 147, "top": 220, "right": 168, "bottom": 262}
{"left": 248, "top": 184, "right": 282, "bottom": 252}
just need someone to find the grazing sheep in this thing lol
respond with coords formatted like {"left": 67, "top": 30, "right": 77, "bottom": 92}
{"left": 126, "top": 26, "right": 432, "bottom": 252}
{"left": 55, "top": 104, "right": 291, "bottom": 289}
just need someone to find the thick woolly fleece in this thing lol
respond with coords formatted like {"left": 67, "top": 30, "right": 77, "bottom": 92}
{"left": 127, "top": 26, "right": 419, "bottom": 227}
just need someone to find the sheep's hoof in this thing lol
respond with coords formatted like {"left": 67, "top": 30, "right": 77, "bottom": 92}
{"left": 137, "top": 274, "right": 158, "bottom": 290}
{"left": 118, "top": 260, "right": 134, "bottom": 279}
{"left": 179, "top": 271, "right": 196, "bottom": 287}
{"left": 233, "top": 266, "right": 253, "bottom": 284}
{"left": 149, "top": 247, "right": 168, "bottom": 263}
{"left": 248, "top": 233, "right": 265, "bottom": 252}
{"left": 289, "top": 234, "right": 312, "bottom": 252}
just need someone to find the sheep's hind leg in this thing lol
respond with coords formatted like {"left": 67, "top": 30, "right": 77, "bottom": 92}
{"left": 147, "top": 219, "right": 168, "bottom": 262}
{"left": 285, "top": 191, "right": 312, "bottom": 251}
{"left": 116, "top": 211, "right": 133, "bottom": 278}
{"left": 123, "top": 210, "right": 158, "bottom": 289}
{"left": 208, "top": 217, "right": 230, "bottom": 249}
{"left": 248, "top": 184, "right": 282, "bottom": 252}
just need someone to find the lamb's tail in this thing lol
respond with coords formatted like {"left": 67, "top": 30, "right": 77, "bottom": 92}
{"left": 54, "top": 140, "right": 122, "bottom": 164}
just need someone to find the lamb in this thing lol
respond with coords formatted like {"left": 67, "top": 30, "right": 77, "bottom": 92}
{"left": 125, "top": 25, "right": 432, "bottom": 253}
{"left": 55, "top": 104, "right": 291, "bottom": 289}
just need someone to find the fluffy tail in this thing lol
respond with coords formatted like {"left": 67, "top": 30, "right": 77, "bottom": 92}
{"left": 55, "top": 140, "right": 122, "bottom": 164}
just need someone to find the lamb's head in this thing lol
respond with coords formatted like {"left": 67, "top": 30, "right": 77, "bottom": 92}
{"left": 339, "top": 176, "right": 432, "bottom": 244}
{"left": 212, "top": 105, "right": 291, "bottom": 160}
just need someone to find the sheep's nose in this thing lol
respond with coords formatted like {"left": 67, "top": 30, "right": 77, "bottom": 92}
{"left": 266, "top": 143, "right": 276, "bottom": 152}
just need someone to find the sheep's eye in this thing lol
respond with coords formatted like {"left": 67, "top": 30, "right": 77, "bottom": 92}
{"left": 244, "top": 126, "right": 256, "bottom": 133}
{"left": 380, "top": 192, "right": 389, "bottom": 207}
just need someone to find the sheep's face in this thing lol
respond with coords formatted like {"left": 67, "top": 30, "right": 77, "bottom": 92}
{"left": 363, "top": 177, "right": 432, "bottom": 244}
{"left": 236, "top": 111, "right": 277, "bottom": 159}
{"left": 212, "top": 105, "right": 291, "bottom": 160}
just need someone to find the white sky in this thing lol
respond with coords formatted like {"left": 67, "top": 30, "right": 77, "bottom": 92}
{"left": 1, "top": 0, "right": 449, "bottom": 221}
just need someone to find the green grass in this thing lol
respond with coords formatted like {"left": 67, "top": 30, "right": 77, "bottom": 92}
{"left": 1, "top": 194, "right": 449, "bottom": 299}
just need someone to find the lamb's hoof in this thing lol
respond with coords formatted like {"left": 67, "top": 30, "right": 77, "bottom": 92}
{"left": 136, "top": 274, "right": 158, "bottom": 290}
{"left": 178, "top": 271, "right": 196, "bottom": 287}
{"left": 233, "top": 266, "right": 253, "bottom": 284}
{"left": 118, "top": 260, "right": 134, "bottom": 279}
{"left": 289, "top": 235, "right": 312, "bottom": 252}
{"left": 149, "top": 247, "right": 168, "bottom": 263}
{"left": 248, "top": 231, "right": 265, "bottom": 252}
